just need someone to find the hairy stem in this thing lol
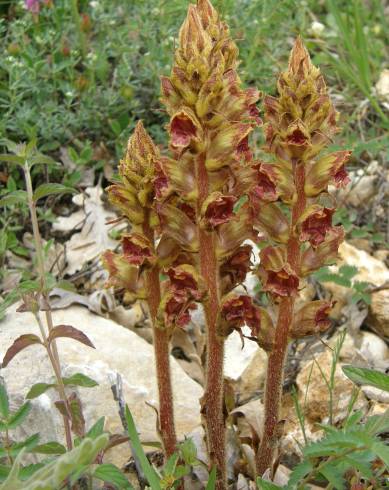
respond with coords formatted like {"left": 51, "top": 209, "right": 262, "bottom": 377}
{"left": 143, "top": 221, "right": 177, "bottom": 458}
{"left": 197, "top": 153, "right": 226, "bottom": 488}
{"left": 256, "top": 161, "right": 306, "bottom": 476}
{"left": 24, "top": 162, "right": 73, "bottom": 450}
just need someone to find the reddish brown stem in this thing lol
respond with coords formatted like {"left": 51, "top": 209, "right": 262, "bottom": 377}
{"left": 143, "top": 222, "right": 177, "bottom": 458}
{"left": 197, "top": 153, "right": 226, "bottom": 488}
{"left": 256, "top": 161, "right": 306, "bottom": 476}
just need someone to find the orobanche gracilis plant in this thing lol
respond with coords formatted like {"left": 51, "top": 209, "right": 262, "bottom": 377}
{"left": 103, "top": 0, "right": 350, "bottom": 487}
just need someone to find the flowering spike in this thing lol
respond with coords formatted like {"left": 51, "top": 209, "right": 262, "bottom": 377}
{"left": 254, "top": 37, "right": 350, "bottom": 476}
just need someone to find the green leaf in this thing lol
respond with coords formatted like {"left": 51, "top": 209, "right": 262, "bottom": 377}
{"left": 256, "top": 477, "right": 282, "bottom": 489}
{"left": 18, "top": 463, "right": 45, "bottom": 480}
{"left": 0, "top": 384, "right": 9, "bottom": 418}
{"left": 179, "top": 437, "right": 198, "bottom": 466}
{"left": 364, "top": 410, "right": 389, "bottom": 435}
{"left": 62, "top": 373, "right": 98, "bottom": 388}
{"left": 338, "top": 264, "right": 358, "bottom": 280}
{"left": 0, "top": 191, "right": 28, "bottom": 207}
{"left": 125, "top": 405, "right": 161, "bottom": 490}
{"left": 206, "top": 467, "right": 217, "bottom": 490}
{"left": 29, "top": 154, "right": 58, "bottom": 167}
{"left": 163, "top": 453, "right": 178, "bottom": 476}
{"left": 7, "top": 433, "right": 40, "bottom": 457}
{"left": 33, "top": 183, "right": 76, "bottom": 202}
{"left": 30, "top": 441, "right": 66, "bottom": 455}
{"left": 7, "top": 402, "right": 32, "bottom": 429}
{"left": 342, "top": 366, "right": 389, "bottom": 392}
{"left": 93, "top": 463, "right": 133, "bottom": 489}
{"left": 26, "top": 383, "right": 56, "bottom": 400}
{"left": 371, "top": 440, "right": 389, "bottom": 468}
{"left": 287, "top": 459, "right": 313, "bottom": 488}
{"left": 86, "top": 417, "right": 105, "bottom": 439}
{"left": 0, "top": 154, "right": 24, "bottom": 165}
{"left": 319, "top": 464, "right": 345, "bottom": 490}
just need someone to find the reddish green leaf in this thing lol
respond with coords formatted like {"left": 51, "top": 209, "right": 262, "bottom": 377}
{"left": 48, "top": 325, "right": 95, "bottom": 349}
{"left": 2, "top": 334, "right": 42, "bottom": 367}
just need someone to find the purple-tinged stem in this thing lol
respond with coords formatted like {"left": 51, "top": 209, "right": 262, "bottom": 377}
{"left": 143, "top": 221, "right": 177, "bottom": 458}
{"left": 256, "top": 161, "right": 306, "bottom": 476}
{"left": 197, "top": 153, "right": 226, "bottom": 489}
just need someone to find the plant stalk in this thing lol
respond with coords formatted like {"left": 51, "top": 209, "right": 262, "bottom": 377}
{"left": 256, "top": 161, "right": 306, "bottom": 476}
{"left": 143, "top": 221, "right": 177, "bottom": 458}
{"left": 24, "top": 161, "right": 73, "bottom": 450}
{"left": 197, "top": 153, "right": 226, "bottom": 489}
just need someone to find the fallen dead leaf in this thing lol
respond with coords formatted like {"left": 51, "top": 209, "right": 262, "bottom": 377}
{"left": 53, "top": 185, "right": 122, "bottom": 275}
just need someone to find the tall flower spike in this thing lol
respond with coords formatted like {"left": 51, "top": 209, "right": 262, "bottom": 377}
{"left": 106, "top": 121, "right": 159, "bottom": 228}
{"left": 157, "top": 1, "right": 261, "bottom": 486}
{"left": 254, "top": 38, "right": 350, "bottom": 477}
{"left": 103, "top": 120, "right": 178, "bottom": 458}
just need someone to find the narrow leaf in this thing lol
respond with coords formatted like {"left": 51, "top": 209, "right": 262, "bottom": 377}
{"left": 26, "top": 382, "right": 56, "bottom": 400}
{"left": 2, "top": 334, "right": 42, "bottom": 368}
{"left": 33, "top": 183, "right": 75, "bottom": 202}
{"left": 0, "top": 384, "right": 9, "bottom": 418}
{"left": 62, "top": 373, "right": 98, "bottom": 388}
{"left": 342, "top": 366, "right": 389, "bottom": 392}
{"left": 206, "top": 467, "right": 217, "bottom": 490}
{"left": 48, "top": 325, "right": 95, "bottom": 349}
{"left": 86, "top": 417, "right": 105, "bottom": 439}
{"left": 125, "top": 405, "right": 161, "bottom": 490}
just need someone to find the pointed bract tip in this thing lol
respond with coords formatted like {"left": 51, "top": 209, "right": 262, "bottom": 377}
{"left": 127, "top": 119, "right": 158, "bottom": 160}
{"left": 288, "top": 36, "right": 313, "bottom": 75}
{"left": 197, "top": 0, "right": 218, "bottom": 27}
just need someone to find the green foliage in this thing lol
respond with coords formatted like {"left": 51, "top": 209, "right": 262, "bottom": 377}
{"left": 125, "top": 405, "right": 216, "bottom": 489}
{"left": 93, "top": 463, "right": 133, "bottom": 489}
{"left": 0, "top": 434, "right": 109, "bottom": 489}
{"left": 313, "top": 265, "right": 371, "bottom": 305}
{"left": 287, "top": 410, "right": 389, "bottom": 489}
{"left": 343, "top": 365, "right": 389, "bottom": 392}
{"left": 0, "top": 395, "right": 31, "bottom": 432}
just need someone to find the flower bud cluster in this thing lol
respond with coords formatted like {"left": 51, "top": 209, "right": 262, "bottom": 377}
{"left": 155, "top": 0, "right": 263, "bottom": 332}
{"left": 251, "top": 38, "right": 351, "bottom": 341}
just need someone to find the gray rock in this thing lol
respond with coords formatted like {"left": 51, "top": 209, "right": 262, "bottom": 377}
{"left": 0, "top": 305, "right": 202, "bottom": 467}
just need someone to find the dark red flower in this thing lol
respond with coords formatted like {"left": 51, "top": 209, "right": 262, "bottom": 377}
{"left": 167, "top": 264, "right": 203, "bottom": 300}
{"left": 236, "top": 134, "right": 252, "bottom": 161}
{"left": 332, "top": 164, "right": 350, "bottom": 188}
{"left": 221, "top": 294, "right": 261, "bottom": 332}
{"left": 265, "top": 267, "right": 299, "bottom": 297}
{"left": 314, "top": 302, "right": 332, "bottom": 329}
{"left": 251, "top": 162, "right": 278, "bottom": 202}
{"left": 203, "top": 194, "right": 237, "bottom": 228}
{"left": 178, "top": 202, "right": 196, "bottom": 222}
{"left": 248, "top": 103, "right": 262, "bottom": 125}
{"left": 170, "top": 110, "right": 199, "bottom": 148}
{"left": 220, "top": 244, "right": 252, "bottom": 292}
{"left": 122, "top": 234, "right": 153, "bottom": 266}
{"left": 299, "top": 207, "right": 334, "bottom": 247}
{"left": 291, "top": 300, "right": 334, "bottom": 338}
{"left": 287, "top": 128, "right": 308, "bottom": 146}
{"left": 164, "top": 291, "right": 196, "bottom": 328}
